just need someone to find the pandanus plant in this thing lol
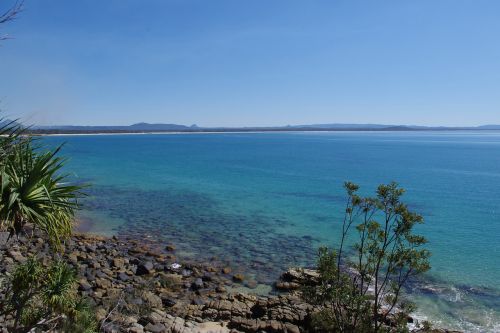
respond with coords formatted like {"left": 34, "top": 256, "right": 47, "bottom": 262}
{"left": 0, "top": 117, "right": 25, "bottom": 162}
{"left": 1, "top": 256, "right": 97, "bottom": 332}
{"left": 0, "top": 138, "right": 82, "bottom": 246}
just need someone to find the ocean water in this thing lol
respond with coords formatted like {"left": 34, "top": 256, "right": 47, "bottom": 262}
{"left": 42, "top": 132, "right": 500, "bottom": 332}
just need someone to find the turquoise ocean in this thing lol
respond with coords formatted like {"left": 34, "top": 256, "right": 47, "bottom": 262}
{"left": 42, "top": 131, "right": 500, "bottom": 332}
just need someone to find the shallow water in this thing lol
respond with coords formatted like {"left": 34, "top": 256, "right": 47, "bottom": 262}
{"left": 42, "top": 131, "right": 500, "bottom": 332}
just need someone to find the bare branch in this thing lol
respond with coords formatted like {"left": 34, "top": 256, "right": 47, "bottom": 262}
{"left": 0, "top": 1, "right": 24, "bottom": 41}
{"left": 100, "top": 291, "right": 124, "bottom": 331}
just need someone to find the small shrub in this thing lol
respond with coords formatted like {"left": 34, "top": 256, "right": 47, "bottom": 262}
{"left": 303, "top": 182, "right": 431, "bottom": 333}
{"left": 0, "top": 256, "right": 97, "bottom": 332}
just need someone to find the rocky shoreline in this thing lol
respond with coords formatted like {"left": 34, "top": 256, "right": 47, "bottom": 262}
{"left": 0, "top": 232, "right": 459, "bottom": 333}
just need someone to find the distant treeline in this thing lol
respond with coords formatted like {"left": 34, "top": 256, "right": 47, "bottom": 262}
{"left": 28, "top": 126, "right": 426, "bottom": 135}
{"left": 28, "top": 126, "right": 500, "bottom": 135}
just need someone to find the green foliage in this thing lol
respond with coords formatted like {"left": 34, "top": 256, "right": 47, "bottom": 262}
{"left": 0, "top": 114, "right": 89, "bottom": 331}
{"left": 0, "top": 256, "right": 97, "bottom": 332}
{"left": 0, "top": 139, "right": 83, "bottom": 246}
{"left": 42, "top": 260, "right": 78, "bottom": 312}
{"left": 420, "top": 320, "right": 433, "bottom": 331}
{"left": 0, "top": 118, "right": 25, "bottom": 163}
{"left": 303, "top": 247, "right": 372, "bottom": 332}
{"left": 303, "top": 182, "right": 431, "bottom": 333}
{"left": 62, "top": 298, "right": 98, "bottom": 333}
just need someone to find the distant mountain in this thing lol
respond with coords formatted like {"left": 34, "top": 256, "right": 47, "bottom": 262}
{"left": 477, "top": 125, "right": 500, "bottom": 130}
{"left": 128, "top": 123, "right": 196, "bottom": 130}
{"left": 288, "top": 123, "right": 394, "bottom": 129}
{"left": 29, "top": 122, "right": 500, "bottom": 134}
{"left": 292, "top": 123, "right": 500, "bottom": 130}
{"left": 35, "top": 123, "right": 197, "bottom": 131}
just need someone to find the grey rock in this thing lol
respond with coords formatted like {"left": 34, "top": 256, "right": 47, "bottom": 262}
{"left": 275, "top": 281, "right": 300, "bottom": 291}
{"left": 136, "top": 261, "right": 154, "bottom": 275}
{"left": 112, "top": 257, "right": 125, "bottom": 269}
{"left": 0, "top": 232, "right": 9, "bottom": 249}
{"left": 85, "top": 244, "right": 97, "bottom": 253}
{"left": 85, "top": 271, "right": 96, "bottom": 282}
{"left": 96, "top": 269, "right": 107, "bottom": 278}
{"left": 102, "top": 324, "right": 120, "bottom": 333}
{"left": 128, "top": 325, "right": 144, "bottom": 333}
{"left": 191, "top": 278, "right": 204, "bottom": 290}
{"left": 144, "top": 323, "right": 166, "bottom": 333}
{"left": 162, "top": 297, "right": 177, "bottom": 307}
{"left": 142, "top": 291, "right": 162, "bottom": 308}
{"left": 181, "top": 269, "right": 192, "bottom": 277}
{"left": 202, "top": 273, "right": 213, "bottom": 282}
{"left": 130, "top": 298, "right": 144, "bottom": 306}
{"left": 7, "top": 250, "right": 25, "bottom": 262}
{"left": 79, "top": 279, "right": 92, "bottom": 291}
{"left": 118, "top": 272, "right": 130, "bottom": 281}
{"left": 192, "top": 298, "right": 205, "bottom": 306}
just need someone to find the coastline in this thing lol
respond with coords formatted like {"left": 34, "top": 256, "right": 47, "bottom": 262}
{"left": 30, "top": 128, "right": 500, "bottom": 137}
{"left": 0, "top": 230, "right": 314, "bottom": 333}
{"left": 0, "top": 229, "right": 459, "bottom": 333}
{"left": 74, "top": 216, "right": 96, "bottom": 233}
{"left": 40, "top": 132, "right": 500, "bottom": 333}
{"left": 33, "top": 130, "right": 412, "bottom": 137}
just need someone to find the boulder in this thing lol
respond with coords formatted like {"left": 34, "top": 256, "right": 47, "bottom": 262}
{"left": 191, "top": 278, "right": 204, "bottom": 290}
{"left": 128, "top": 324, "right": 144, "bottom": 333}
{"left": 232, "top": 274, "right": 245, "bottom": 283}
{"left": 136, "top": 261, "right": 155, "bottom": 275}
{"left": 281, "top": 268, "right": 319, "bottom": 284}
{"left": 275, "top": 281, "right": 301, "bottom": 291}
{"left": 117, "top": 272, "right": 130, "bottom": 282}
{"left": 161, "top": 297, "right": 177, "bottom": 307}
{"left": 7, "top": 250, "right": 25, "bottom": 263}
{"left": 112, "top": 257, "right": 125, "bottom": 269}
{"left": 142, "top": 291, "right": 163, "bottom": 308}
{"left": 79, "top": 278, "right": 93, "bottom": 291}
{"left": 144, "top": 323, "right": 166, "bottom": 333}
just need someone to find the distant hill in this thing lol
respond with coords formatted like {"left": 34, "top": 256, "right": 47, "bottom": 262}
{"left": 35, "top": 123, "right": 198, "bottom": 131}
{"left": 477, "top": 125, "right": 500, "bottom": 130}
{"left": 290, "top": 123, "right": 500, "bottom": 130}
{"left": 287, "top": 123, "right": 394, "bottom": 129}
{"left": 128, "top": 123, "right": 198, "bottom": 131}
{"left": 27, "top": 122, "right": 500, "bottom": 134}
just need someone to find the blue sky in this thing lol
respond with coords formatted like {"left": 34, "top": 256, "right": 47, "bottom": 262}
{"left": 0, "top": 0, "right": 499, "bottom": 126}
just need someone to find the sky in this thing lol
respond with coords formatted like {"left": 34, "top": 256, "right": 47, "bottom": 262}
{"left": 0, "top": 0, "right": 499, "bottom": 127}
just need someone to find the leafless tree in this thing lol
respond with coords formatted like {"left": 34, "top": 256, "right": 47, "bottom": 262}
{"left": 0, "top": 0, "right": 23, "bottom": 40}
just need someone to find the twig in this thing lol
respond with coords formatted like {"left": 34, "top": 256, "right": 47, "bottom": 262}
{"left": 100, "top": 291, "right": 124, "bottom": 331}
{"left": 0, "top": 1, "right": 24, "bottom": 40}
{"left": 29, "top": 314, "right": 64, "bottom": 332}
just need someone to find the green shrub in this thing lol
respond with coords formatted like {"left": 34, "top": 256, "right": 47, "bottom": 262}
{"left": 0, "top": 257, "right": 97, "bottom": 332}
{"left": 0, "top": 140, "right": 83, "bottom": 247}
{"left": 303, "top": 182, "right": 431, "bottom": 333}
